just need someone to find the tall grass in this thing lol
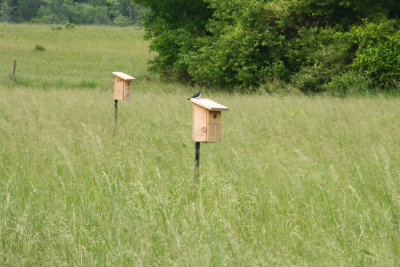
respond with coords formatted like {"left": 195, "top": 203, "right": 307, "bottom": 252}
{"left": 1, "top": 24, "right": 400, "bottom": 266}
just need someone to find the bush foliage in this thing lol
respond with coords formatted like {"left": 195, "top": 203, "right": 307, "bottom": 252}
{"left": 135, "top": 0, "right": 400, "bottom": 93}
{"left": 0, "top": 0, "right": 147, "bottom": 26}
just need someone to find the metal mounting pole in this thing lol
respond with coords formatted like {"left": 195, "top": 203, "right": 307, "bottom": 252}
{"left": 12, "top": 59, "right": 16, "bottom": 76}
{"left": 114, "top": 99, "right": 118, "bottom": 128}
{"left": 194, "top": 142, "right": 200, "bottom": 182}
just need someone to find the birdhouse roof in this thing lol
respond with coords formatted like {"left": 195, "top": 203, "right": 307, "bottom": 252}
{"left": 112, "top": 72, "right": 136, "bottom": 81}
{"left": 190, "top": 98, "right": 229, "bottom": 111}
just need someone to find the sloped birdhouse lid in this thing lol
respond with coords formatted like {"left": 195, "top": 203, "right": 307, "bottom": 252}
{"left": 112, "top": 72, "right": 136, "bottom": 81}
{"left": 190, "top": 98, "right": 229, "bottom": 111}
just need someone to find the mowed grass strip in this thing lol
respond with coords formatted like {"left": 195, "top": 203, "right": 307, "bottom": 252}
{"left": 1, "top": 24, "right": 400, "bottom": 266}
{"left": 0, "top": 23, "right": 153, "bottom": 90}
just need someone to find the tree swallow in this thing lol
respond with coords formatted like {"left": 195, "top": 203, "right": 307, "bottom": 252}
{"left": 187, "top": 91, "right": 202, "bottom": 100}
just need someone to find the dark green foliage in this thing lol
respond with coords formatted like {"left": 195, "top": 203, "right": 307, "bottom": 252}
{"left": 135, "top": 0, "right": 213, "bottom": 80}
{"left": 135, "top": 0, "right": 400, "bottom": 93}
{"left": 304, "top": 0, "right": 400, "bottom": 28}
{"left": 0, "top": 1, "right": 12, "bottom": 22}
{"left": 0, "top": 0, "right": 147, "bottom": 25}
{"left": 292, "top": 19, "right": 400, "bottom": 93}
{"left": 65, "top": 22, "right": 75, "bottom": 29}
{"left": 184, "top": 0, "right": 291, "bottom": 90}
{"left": 32, "top": 0, "right": 112, "bottom": 24}
{"left": 18, "top": 0, "right": 42, "bottom": 21}
{"left": 113, "top": 15, "right": 131, "bottom": 26}
{"left": 347, "top": 20, "right": 400, "bottom": 88}
{"left": 33, "top": 44, "right": 45, "bottom": 51}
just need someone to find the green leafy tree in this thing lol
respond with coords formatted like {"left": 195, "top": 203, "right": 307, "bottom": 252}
{"left": 0, "top": 0, "right": 146, "bottom": 25}
{"left": 33, "top": 0, "right": 112, "bottom": 24}
{"left": 133, "top": 0, "right": 213, "bottom": 78}
{"left": 18, "top": 0, "right": 41, "bottom": 21}
{"left": 135, "top": 0, "right": 400, "bottom": 92}
{"left": 34, "top": 0, "right": 68, "bottom": 24}
{"left": 0, "top": 0, "right": 12, "bottom": 22}
{"left": 106, "top": 0, "right": 146, "bottom": 25}
{"left": 347, "top": 19, "right": 400, "bottom": 87}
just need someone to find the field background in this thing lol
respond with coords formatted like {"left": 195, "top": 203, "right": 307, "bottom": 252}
{"left": 1, "top": 24, "right": 400, "bottom": 266}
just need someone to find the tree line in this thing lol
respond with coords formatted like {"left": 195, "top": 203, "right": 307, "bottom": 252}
{"left": 134, "top": 0, "right": 400, "bottom": 94}
{"left": 0, "top": 0, "right": 146, "bottom": 25}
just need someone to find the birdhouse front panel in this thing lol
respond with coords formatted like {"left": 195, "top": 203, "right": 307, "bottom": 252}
{"left": 207, "top": 111, "right": 222, "bottom": 142}
{"left": 113, "top": 76, "right": 125, "bottom": 100}
{"left": 193, "top": 104, "right": 208, "bottom": 142}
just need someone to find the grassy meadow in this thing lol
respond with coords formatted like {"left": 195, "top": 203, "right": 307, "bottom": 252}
{"left": 1, "top": 23, "right": 400, "bottom": 266}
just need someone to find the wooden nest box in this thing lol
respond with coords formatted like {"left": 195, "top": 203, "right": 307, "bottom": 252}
{"left": 113, "top": 72, "right": 136, "bottom": 100}
{"left": 190, "top": 98, "right": 229, "bottom": 142}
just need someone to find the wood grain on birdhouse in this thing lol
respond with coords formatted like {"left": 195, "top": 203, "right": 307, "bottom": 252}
{"left": 190, "top": 98, "right": 228, "bottom": 142}
{"left": 207, "top": 111, "right": 222, "bottom": 142}
{"left": 193, "top": 104, "right": 208, "bottom": 142}
{"left": 112, "top": 72, "right": 136, "bottom": 100}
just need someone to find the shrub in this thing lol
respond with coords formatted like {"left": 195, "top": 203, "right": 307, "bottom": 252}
{"left": 324, "top": 72, "right": 373, "bottom": 96}
{"left": 113, "top": 15, "right": 131, "bottom": 26}
{"left": 346, "top": 20, "right": 400, "bottom": 88}
{"left": 65, "top": 23, "right": 75, "bottom": 29}
{"left": 259, "top": 78, "right": 301, "bottom": 95}
{"left": 34, "top": 44, "right": 45, "bottom": 52}
{"left": 290, "top": 28, "right": 354, "bottom": 94}
{"left": 51, "top": 25, "right": 63, "bottom": 30}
